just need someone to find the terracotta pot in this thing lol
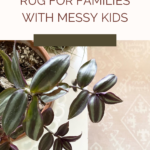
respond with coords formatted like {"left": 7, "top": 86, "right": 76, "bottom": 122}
{"left": 0, "top": 40, "right": 53, "bottom": 142}
{"left": 0, "top": 40, "right": 50, "bottom": 62}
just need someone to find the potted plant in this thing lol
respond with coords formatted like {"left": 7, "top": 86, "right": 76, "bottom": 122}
{"left": 0, "top": 41, "right": 54, "bottom": 140}
{"left": 0, "top": 41, "right": 123, "bottom": 150}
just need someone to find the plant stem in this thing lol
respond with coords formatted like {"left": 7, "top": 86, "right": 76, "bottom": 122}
{"left": 69, "top": 85, "right": 83, "bottom": 90}
{"left": 69, "top": 85, "right": 94, "bottom": 94}
{"left": 44, "top": 126, "right": 54, "bottom": 134}
{"left": 44, "top": 126, "right": 61, "bottom": 138}
{"left": 38, "top": 95, "right": 46, "bottom": 106}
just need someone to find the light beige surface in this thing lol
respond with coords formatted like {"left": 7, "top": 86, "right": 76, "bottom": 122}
{"left": 88, "top": 41, "right": 150, "bottom": 150}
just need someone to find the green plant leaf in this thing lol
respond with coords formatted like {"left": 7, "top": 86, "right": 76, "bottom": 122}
{"left": 10, "top": 144, "right": 19, "bottom": 150}
{"left": 54, "top": 122, "right": 69, "bottom": 136}
{"left": 42, "top": 108, "right": 54, "bottom": 126}
{"left": 60, "top": 73, "right": 67, "bottom": 83}
{"left": 68, "top": 90, "right": 90, "bottom": 120}
{"left": 30, "top": 54, "right": 70, "bottom": 94}
{"left": 58, "top": 83, "right": 69, "bottom": 92}
{"left": 53, "top": 138, "right": 62, "bottom": 150}
{"left": 11, "top": 42, "right": 27, "bottom": 88}
{"left": 62, "top": 133, "right": 82, "bottom": 142}
{"left": 38, "top": 132, "right": 54, "bottom": 150}
{"left": 10, "top": 125, "right": 24, "bottom": 139}
{"left": 42, "top": 83, "right": 69, "bottom": 103}
{"left": 0, "top": 142, "right": 10, "bottom": 150}
{"left": 61, "top": 140, "right": 72, "bottom": 150}
{"left": 41, "top": 95, "right": 54, "bottom": 103}
{"left": 0, "top": 50, "right": 14, "bottom": 83}
{"left": 77, "top": 59, "right": 97, "bottom": 88}
{"left": 2, "top": 90, "right": 27, "bottom": 135}
{"left": 100, "top": 92, "right": 123, "bottom": 104}
{"left": 23, "top": 95, "right": 43, "bottom": 141}
{"left": 71, "top": 79, "right": 78, "bottom": 92}
{"left": 88, "top": 94, "right": 105, "bottom": 123}
{"left": 0, "top": 88, "right": 16, "bottom": 116}
{"left": 93, "top": 74, "right": 117, "bottom": 92}
{"left": 44, "top": 86, "right": 58, "bottom": 94}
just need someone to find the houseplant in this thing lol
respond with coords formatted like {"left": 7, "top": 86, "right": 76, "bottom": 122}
{"left": 0, "top": 42, "right": 123, "bottom": 150}
{"left": 0, "top": 41, "right": 54, "bottom": 141}
{"left": 0, "top": 40, "right": 50, "bottom": 91}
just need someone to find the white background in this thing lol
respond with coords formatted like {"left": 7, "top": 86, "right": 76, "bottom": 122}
{"left": 0, "top": 0, "right": 150, "bottom": 40}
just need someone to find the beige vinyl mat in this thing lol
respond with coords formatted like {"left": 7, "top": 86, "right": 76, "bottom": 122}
{"left": 87, "top": 41, "right": 150, "bottom": 150}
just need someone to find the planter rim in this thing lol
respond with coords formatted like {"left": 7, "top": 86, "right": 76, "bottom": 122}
{"left": 0, "top": 40, "right": 50, "bottom": 61}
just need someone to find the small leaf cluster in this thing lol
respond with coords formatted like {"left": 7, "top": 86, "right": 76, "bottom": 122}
{"left": 68, "top": 60, "right": 123, "bottom": 123}
{"left": 0, "top": 42, "right": 123, "bottom": 149}
{"left": 39, "top": 119, "right": 81, "bottom": 150}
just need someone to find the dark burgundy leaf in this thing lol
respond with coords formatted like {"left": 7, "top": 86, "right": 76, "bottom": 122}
{"left": 68, "top": 90, "right": 90, "bottom": 120}
{"left": 54, "top": 122, "right": 69, "bottom": 136}
{"left": 11, "top": 41, "right": 27, "bottom": 88}
{"left": 58, "top": 83, "right": 69, "bottom": 92}
{"left": 100, "top": 92, "right": 123, "bottom": 104}
{"left": 42, "top": 108, "right": 54, "bottom": 126}
{"left": 77, "top": 59, "right": 97, "bottom": 88}
{"left": 62, "top": 133, "right": 82, "bottom": 142}
{"left": 60, "top": 73, "right": 67, "bottom": 83}
{"left": 71, "top": 79, "right": 78, "bottom": 92}
{"left": 19, "top": 114, "right": 25, "bottom": 125}
{"left": 38, "top": 132, "right": 54, "bottom": 150}
{"left": 2, "top": 90, "right": 27, "bottom": 135}
{"left": 0, "top": 142, "right": 10, "bottom": 150}
{"left": 10, "top": 125, "right": 24, "bottom": 139}
{"left": 23, "top": 96, "right": 43, "bottom": 141}
{"left": 61, "top": 139, "right": 72, "bottom": 150}
{"left": 93, "top": 74, "right": 117, "bottom": 92}
{"left": 0, "top": 88, "right": 16, "bottom": 116}
{"left": 72, "top": 79, "right": 77, "bottom": 86}
{"left": 53, "top": 138, "right": 62, "bottom": 150}
{"left": 0, "top": 50, "right": 13, "bottom": 83}
{"left": 10, "top": 144, "right": 19, "bottom": 150}
{"left": 30, "top": 54, "right": 70, "bottom": 94}
{"left": 42, "top": 83, "right": 69, "bottom": 103}
{"left": 88, "top": 94, "right": 105, "bottom": 123}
